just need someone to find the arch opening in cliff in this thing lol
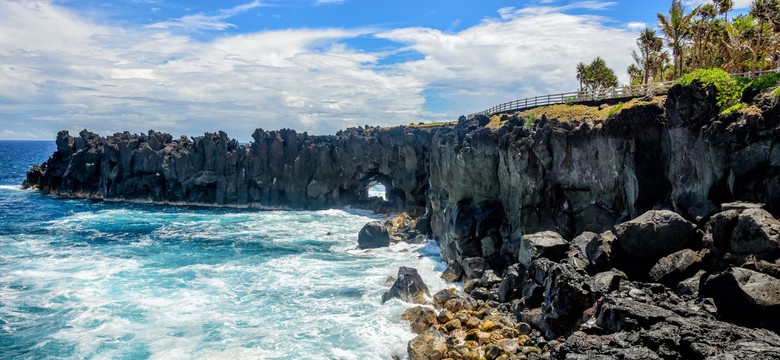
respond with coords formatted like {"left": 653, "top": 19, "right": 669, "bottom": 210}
{"left": 368, "top": 182, "right": 387, "bottom": 201}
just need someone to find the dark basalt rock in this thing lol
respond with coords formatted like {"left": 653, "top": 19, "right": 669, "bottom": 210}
{"left": 706, "top": 206, "right": 780, "bottom": 262}
{"left": 703, "top": 267, "right": 780, "bottom": 329}
{"left": 612, "top": 210, "right": 699, "bottom": 278}
{"left": 648, "top": 249, "right": 702, "bottom": 284}
{"left": 518, "top": 231, "right": 569, "bottom": 268}
{"left": 440, "top": 261, "right": 463, "bottom": 283}
{"left": 24, "top": 83, "right": 780, "bottom": 360}
{"left": 25, "top": 127, "right": 438, "bottom": 215}
{"left": 357, "top": 221, "right": 390, "bottom": 249}
{"left": 382, "top": 266, "right": 431, "bottom": 304}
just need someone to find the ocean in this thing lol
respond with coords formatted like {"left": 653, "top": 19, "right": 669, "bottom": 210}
{"left": 0, "top": 140, "right": 446, "bottom": 359}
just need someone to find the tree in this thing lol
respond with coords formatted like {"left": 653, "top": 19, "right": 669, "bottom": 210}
{"left": 658, "top": 0, "right": 698, "bottom": 78}
{"left": 721, "top": 15, "right": 758, "bottom": 73}
{"left": 750, "top": 0, "right": 780, "bottom": 75}
{"left": 714, "top": 0, "right": 734, "bottom": 21}
{"left": 576, "top": 62, "right": 587, "bottom": 91}
{"left": 580, "top": 57, "right": 619, "bottom": 98}
{"left": 631, "top": 27, "right": 666, "bottom": 85}
{"left": 627, "top": 64, "right": 643, "bottom": 85}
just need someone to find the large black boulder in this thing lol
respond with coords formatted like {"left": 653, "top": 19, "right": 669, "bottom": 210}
{"left": 357, "top": 221, "right": 390, "bottom": 249}
{"left": 382, "top": 267, "right": 431, "bottom": 304}
{"left": 703, "top": 267, "right": 780, "bottom": 329}
{"left": 518, "top": 231, "right": 569, "bottom": 268}
{"left": 612, "top": 210, "right": 699, "bottom": 278}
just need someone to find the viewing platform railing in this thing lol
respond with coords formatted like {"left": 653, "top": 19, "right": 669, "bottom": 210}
{"left": 467, "top": 69, "right": 779, "bottom": 119}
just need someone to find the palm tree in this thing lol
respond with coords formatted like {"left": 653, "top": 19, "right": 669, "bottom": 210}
{"left": 720, "top": 15, "right": 756, "bottom": 73}
{"left": 576, "top": 62, "right": 587, "bottom": 91}
{"left": 658, "top": 0, "right": 698, "bottom": 78}
{"left": 636, "top": 28, "right": 665, "bottom": 85}
{"left": 750, "top": 0, "right": 780, "bottom": 75}
{"left": 714, "top": 0, "right": 734, "bottom": 21}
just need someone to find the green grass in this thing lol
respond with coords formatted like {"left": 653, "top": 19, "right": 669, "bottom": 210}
{"left": 607, "top": 102, "right": 625, "bottom": 118}
{"left": 406, "top": 121, "right": 458, "bottom": 128}
{"left": 721, "top": 102, "right": 748, "bottom": 116}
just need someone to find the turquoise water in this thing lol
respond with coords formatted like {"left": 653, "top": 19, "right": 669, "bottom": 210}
{"left": 0, "top": 141, "right": 446, "bottom": 359}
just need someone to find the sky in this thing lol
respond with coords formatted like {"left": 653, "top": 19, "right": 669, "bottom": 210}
{"left": 0, "top": 0, "right": 754, "bottom": 141}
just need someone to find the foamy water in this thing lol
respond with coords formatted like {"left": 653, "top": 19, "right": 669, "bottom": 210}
{"left": 0, "top": 141, "right": 447, "bottom": 359}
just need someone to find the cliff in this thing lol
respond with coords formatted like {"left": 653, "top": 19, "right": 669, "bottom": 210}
{"left": 430, "top": 84, "right": 780, "bottom": 273}
{"left": 25, "top": 126, "right": 437, "bottom": 215}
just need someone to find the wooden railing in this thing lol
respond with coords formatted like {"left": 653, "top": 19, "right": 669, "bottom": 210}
{"left": 467, "top": 68, "right": 780, "bottom": 119}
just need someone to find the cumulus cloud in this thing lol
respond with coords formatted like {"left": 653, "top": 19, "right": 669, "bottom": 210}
{"left": 0, "top": 1, "right": 637, "bottom": 141}
{"left": 377, "top": 3, "right": 636, "bottom": 115}
{"left": 626, "top": 21, "right": 648, "bottom": 30}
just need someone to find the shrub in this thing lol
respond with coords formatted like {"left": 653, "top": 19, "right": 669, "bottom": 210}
{"left": 675, "top": 68, "right": 746, "bottom": 110}
{"left": 748, "top": 72, "right": 780, "bottom": 94}
{"left": 525, "top": 113, "right": 536, "bottom": 128}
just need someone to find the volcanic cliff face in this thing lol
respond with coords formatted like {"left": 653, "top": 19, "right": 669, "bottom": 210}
{"left": 429, "top": 84, "right": 780, "bottom": 273}
{"left": 24, "top": 126, "right": 437, "bottom": 214}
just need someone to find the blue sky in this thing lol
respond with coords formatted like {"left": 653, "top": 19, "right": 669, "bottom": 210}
{"left": 0, "top": 0, "right": 753, "bottom": 141}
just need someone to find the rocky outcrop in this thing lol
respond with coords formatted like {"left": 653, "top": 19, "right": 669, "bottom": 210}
{"left": 24, "top": 126, "right": 441, "bottom": 215}
{"left": 429, "top": 84, "right": 780, "bottom": 276}
{"left": 382, "top": 267, "right": 431, "bottom": 304}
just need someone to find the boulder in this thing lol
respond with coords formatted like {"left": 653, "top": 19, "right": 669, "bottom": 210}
{"left": 498, "top": 264, "right": 522, "bottom": 303}
{"left": 585, "top": 230, "right": 615, "bottom": 273}
{"left": 648, "top": 249, "right": 702, "bottom": 284}
{"left": 440, "top": 261, "right": 463, "bottom": 283}
{"left": 731, "top": 209, "right": 780, "bottom": 258}
{"left": 382, "top": 267, "right": 430, "bottom": 304}
{"left": 538, "top": 262, "right": 594, "bottom": 338}
{"left": 705, "top": 205, "right": 780, "bottom": 262}
{"left": 518, "top": 231, "right": 569, "bottom": 268}
{"left": 432, "top": 289, "right": 478, "bottom": 313}
{"left": 703, "top": 267, "right": 780, "bottom": 328}
{"left": 408, "top": 328, "right": 448, "bottom": 360}
{"left": 357, "top": 221, "right": 390, "bottom": 249}
{"left": 676, "top": 270, "right": 706, "bottom": 297}
{"left": 401, "top": 306, "right": 438, "bottom": 334}
{"left": 588, "top": 270, "right": 625, "bottom": 296}
{"left": 461, "top": 257, "right": 488, "bottom": 279}
{"left": 612, "top": 210, "right": 698, "bottom": 278}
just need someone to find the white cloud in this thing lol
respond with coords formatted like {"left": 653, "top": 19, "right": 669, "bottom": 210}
{"left": 147, "top": 0, "right": 263, "bottom": 31}
{"left": 0, "top": 1, "right": 638, "bottom": 141}
{"left": 683, "top": 0, "right": 752, "bottom": 9}
{"left": 626, "top": 21, "right": 647, "bottom": 30}
{"left": 315, "top": 0, "right": 345, "bottom": 5}
{"left": 377, "top": 4, "right": 636, "bottom": 115}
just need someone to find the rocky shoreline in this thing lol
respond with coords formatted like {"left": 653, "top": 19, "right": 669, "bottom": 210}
{"left": 380, "top": 203, "right": 780, "bottom": 359}
{"left": 24, "top": 81, "right": 780, "bottom": 358}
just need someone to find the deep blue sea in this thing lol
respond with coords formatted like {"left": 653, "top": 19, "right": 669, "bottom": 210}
{"left": 0, "top": 141, "right": 446, "bottom": 359}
